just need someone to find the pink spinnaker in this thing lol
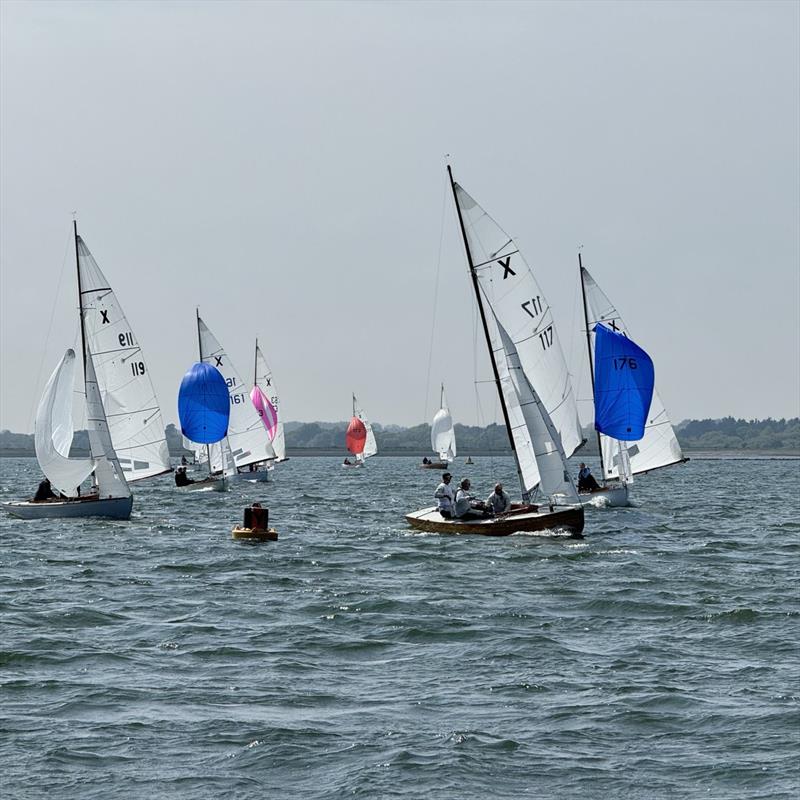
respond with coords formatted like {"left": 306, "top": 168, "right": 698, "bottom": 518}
{"left": 250, "top": 385, "right": 278, "bottom": 440}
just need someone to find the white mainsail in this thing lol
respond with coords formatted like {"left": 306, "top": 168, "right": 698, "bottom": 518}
{"left": 353, "top": 395, "right": 377, "bottom": 462}
{"left": 76, "top": 236, "right": 170, "bottom": 481}
{"left": 34, "top": 349, "right": 96, "bottom": 496}
{"left": 430, "top": 384, "right": 456, "bottom": 462}
{"left": 452, "top": 182, "right": 584, "bottom": 459}
{"left": 198, "top": 316, "right": 275, "bottom": 469}
{"left": 255, "top": 343, "right": 286, "bottom": 461}
{"left": 581, "top": 266, "right": 685, "bottom": 478}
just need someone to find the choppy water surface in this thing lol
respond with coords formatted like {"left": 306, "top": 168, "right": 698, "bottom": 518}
{"left": 1, "top": 455, "right": 798, "bottom": 799}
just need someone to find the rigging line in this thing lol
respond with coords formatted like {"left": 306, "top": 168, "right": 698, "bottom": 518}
{"left": 422, "top": 171, "right": 449, "bottom": 427}
{"left": 27, "top": 228, "right": 74, "bottom": 432}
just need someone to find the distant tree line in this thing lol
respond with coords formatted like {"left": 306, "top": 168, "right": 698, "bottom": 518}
{"left": 1, "top": 417, "right": 798, "bottom": 456}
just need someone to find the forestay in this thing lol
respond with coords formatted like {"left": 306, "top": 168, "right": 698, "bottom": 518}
{"left": 581, "top": 266, "right": 685, "bottom": 477}
{"left": 198, "top": 317, "right": 275, "bottom": 468}
{"left": 34, "top": 349, "right": 96, "bottom": 496}
{"left": 76, "top": 236, "right": 170, "bottom": 481}
{"left": 452, "top": 182, "right": 583, "bottom": 459}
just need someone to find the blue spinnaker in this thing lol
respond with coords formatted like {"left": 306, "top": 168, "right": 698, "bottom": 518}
{"left": 593, "top": 324, "right": 655, "bottom": 441}
{"left": 178, "top": 362, "right": 230, "bottom": 444}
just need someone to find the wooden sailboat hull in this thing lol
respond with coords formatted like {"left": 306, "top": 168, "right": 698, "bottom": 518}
{"left": 1, "top": 496, "right": 133, "bottom": 520}
{"left": 405, "top": 505, "right": 584, "bottom": 537}
{"left": 579, "top": 483, "right": 630, "bottom": 507}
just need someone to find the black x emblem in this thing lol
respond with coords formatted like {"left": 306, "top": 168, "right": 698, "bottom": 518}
{"left": 265, "top": 378, "right": 271, "bottom": 387}
{"left": 214, "top": 356, "right": 223, "bottom": 367}
{"left": 498, "top": 257, "right": 516, "bottom": 280}
{"left": 100, "top": 310, "right": 110, "bottom": 324}
{"left": 608, "top": 319, "right": 619, "bottom": 332}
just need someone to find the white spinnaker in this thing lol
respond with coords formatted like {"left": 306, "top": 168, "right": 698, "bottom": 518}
{"left": 581, "top": 267, "right": 685, "bottom": 478}
{"left": 255, "top": 344, "right": 286, "bottom": 461}
{"left": 34, "top": 349, "right": 96, "bottom": 496}
{"left": 198, "top": 317, "right": 275, "bottom": 468}
{"left": 353, "top": 396, "right": 377, "bottom": 461}
{"left": 494, "top": 315, "right": 579, "bottom": 504}
{"left": 453, "top": 182, "right": 584, "bottom": 459}
{"left": 77, "top": 236, "right": 170, "bottom": 481}
{"left": 84, "top": 349, "right": 131, "bottom": 499}
{"left": 430, "top": 386, "right": 456, "bottom": 462}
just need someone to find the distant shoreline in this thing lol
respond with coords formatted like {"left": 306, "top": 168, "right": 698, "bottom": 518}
{"left": 1, "top": 448, "right": 798, "bottom": 459}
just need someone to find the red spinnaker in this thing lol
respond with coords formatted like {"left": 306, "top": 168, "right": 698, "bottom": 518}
{"left": 346, "top": 416, "right": 367, "bottom": 455}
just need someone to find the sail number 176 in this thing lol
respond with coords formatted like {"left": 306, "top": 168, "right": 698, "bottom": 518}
{"left": 613, "top": 358, "right": 637, "bottom": 370}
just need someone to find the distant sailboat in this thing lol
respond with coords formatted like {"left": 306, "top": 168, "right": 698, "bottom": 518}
{"left": 177, "top": 361, "right": 233, "bottom": 491}
{"left": 1, "top": 222, "right": 160, "bottom": 519}
{"left": 196, "top": 313, "right": 276, "bottom": 482}
{"left": 250, "top": 339, "right": 287, "bottom": 464}
{"left": 344, "top": 394, "right": 377, "bottom": 467}
{"left": 406, "top": 167, "right": 584, "bottom": 536}
{"left": 579, "top": 256, "right": 688, "bottom": 505}
{"left": 421, "top": 383, "right": 456, "bottom": 469}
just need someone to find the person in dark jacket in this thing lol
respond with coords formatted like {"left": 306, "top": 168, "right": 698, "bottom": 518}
{"left": 33, "top": 478, "right": 57, "bottom": 502}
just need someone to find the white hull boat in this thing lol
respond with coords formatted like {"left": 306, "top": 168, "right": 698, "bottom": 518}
{"left": 1, "top": 495, "right": 133, "bottom": 520}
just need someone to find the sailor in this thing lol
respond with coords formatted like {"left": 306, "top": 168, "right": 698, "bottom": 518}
{"left": 454, "top": 478, "right": 492, "bottom": 520}
{"left": 33, "top": 477, "right": 57, "bottom": 502}
{"left": 422, "top": 457, "right": 430, "bottom": 465}
{"left": 175, "top": 466, "right": 195, "bottom": 487}
{"left": 343, "top": 457, "right": 352, "bottom": 466}
{"left": 434, "top": 471, "right": 455, "bottom": 519}
{"left": 577, "top": 463, "right": 600, "bottom": 492}
{"left": 485, "top": 483, "right": 511, "bottom": 515}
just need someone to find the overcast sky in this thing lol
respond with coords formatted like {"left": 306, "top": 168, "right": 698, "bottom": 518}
{"left": 1, "top": 0, "right": 798, "bottom": 433}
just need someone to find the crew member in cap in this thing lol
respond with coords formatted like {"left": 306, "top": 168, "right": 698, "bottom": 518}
{"left": 434, "top": 471, "right": 455, "bottom": 519}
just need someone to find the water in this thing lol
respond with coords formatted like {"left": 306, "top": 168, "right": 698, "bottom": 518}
{"left": 1, "top": 456, "right": 798, "bottom": 799}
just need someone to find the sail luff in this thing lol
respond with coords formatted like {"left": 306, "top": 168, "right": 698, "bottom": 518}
{"left": 447, "top": 165, "right": 527, "bottom": 497}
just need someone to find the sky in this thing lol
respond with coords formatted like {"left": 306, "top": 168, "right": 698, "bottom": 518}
{"left": 1, "top": 0, "right": 798, "bottom": 433}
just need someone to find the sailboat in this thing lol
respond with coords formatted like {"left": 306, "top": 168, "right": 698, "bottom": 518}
{"left": 343, "top": 394, "right": 377, "bottom": 467}
{"left": 0, "top": 222, "right": 167, "bottom": 519}
{"left": 579, "top": 256, "right": 688, "bottom": 505}
{"left": 421, "top": 383, "right": 456, "bottom": 469}
{"left": 195, "top": 312, "right": 276, "bottom": 482}
{"left": 250, "top": 339, "right": 287, "bottom": 465}
{"left": 406, "top": 167, "right": 584, "bottom": 536}
{"left": 177, "top": 361, "right": 233, "bottom": 491}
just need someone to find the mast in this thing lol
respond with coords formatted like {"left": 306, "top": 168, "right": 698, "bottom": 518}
{"left": 447, "top": 165, "right": 526, "bottom": 496}
{"left": 254, "top": 338, "right": 258, "bottom": 387}
{"left": 74, "top": 220, "right": 88, "bottom": 382}
{"left": 578, "top": 253, "right": 605, "bottom": 476}
{"left": 440, "top": 382, "right": 444, "bottom": 409}
{"left": 196, "top": 307, "right": 211, "bottom": 469}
